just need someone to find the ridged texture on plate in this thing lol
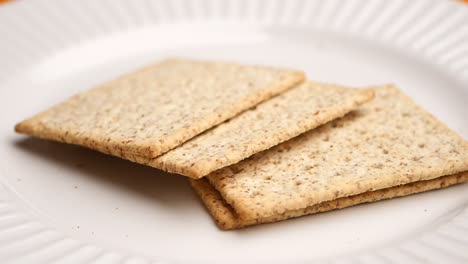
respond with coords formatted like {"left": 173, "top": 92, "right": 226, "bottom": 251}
{"left": 0, "top": 193, "right": 165, "bottom": 263}
{"left": 0, "top": 0, "right": 467, "bottom": 263}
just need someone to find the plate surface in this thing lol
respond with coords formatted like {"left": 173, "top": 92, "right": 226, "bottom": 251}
{"left": 1, "top": 0, "right": 467, "bottom": 263}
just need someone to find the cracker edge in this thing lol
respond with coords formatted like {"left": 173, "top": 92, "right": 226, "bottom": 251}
{"left": 190, "top": 171, "right": 468, "bottom": 230}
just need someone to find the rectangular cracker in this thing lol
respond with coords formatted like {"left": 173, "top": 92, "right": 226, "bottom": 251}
{"left": 15, "top": 58, "right": 304, "bottom": 158}
{"left": 127, "top": 81, "right": 374, "bottom": 178}
{"left": 191, "top": 172, "right": 468, "bottom": 230}
{"left": 199, "top": 85, "right": 468, "bottom": 228}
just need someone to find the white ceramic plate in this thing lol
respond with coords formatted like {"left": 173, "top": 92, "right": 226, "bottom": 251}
{"left": 1, "top": 0, "right": 467, "bottom": 263}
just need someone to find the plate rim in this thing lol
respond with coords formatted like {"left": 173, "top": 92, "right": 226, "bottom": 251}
{"left": 0, "top": 0, "right": 467, "bottom": 263}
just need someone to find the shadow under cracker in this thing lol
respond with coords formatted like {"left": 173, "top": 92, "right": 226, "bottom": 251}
{"left": 12, "top": 137, "right": 198, "bottom": 210}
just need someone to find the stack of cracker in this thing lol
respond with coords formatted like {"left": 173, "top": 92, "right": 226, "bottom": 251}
{"left": 16, "top": 58, "right": 468, "bottom": 230}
